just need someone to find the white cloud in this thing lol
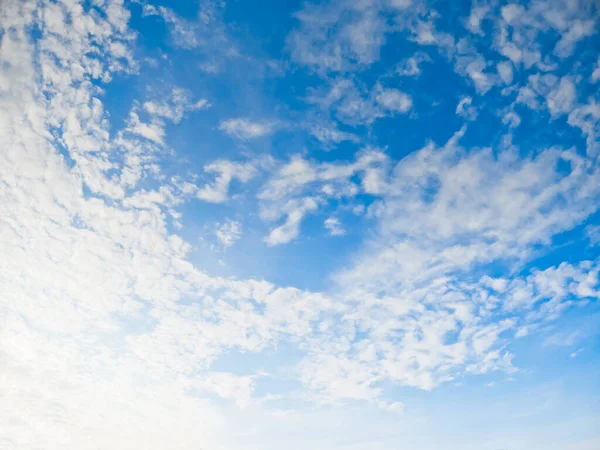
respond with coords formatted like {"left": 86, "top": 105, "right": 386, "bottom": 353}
{"left": 454, "top": 47, "right": 500, "bottom": 94}
{"left": 219, "top": 118, "right": 277, "bottom": 140}
{"left": 216, "top": 219, "right": 243, "bottom": 247}
{"left": 197, "top": 160, "right": 257, "bottom": 203}
{"left": 465, "top": 4, "right": 490, "bottom": 35}
{"left": 310, "top": 124, "right": 359, "bottom": 147}
{"left": 143, "top": 88, "right": 210, "bottom": 124}
{"left": 324, "top": 217, "right": 345, "bottom": 236}
{"left": 2, "top": 0, "right": 600, "bottom": 447}
{"left": 456, "top": 96, "right": 477, "bottom": 121}
{"left": 553, "top": 18, "right": 596, "bottom": 59}
{"left": 502, "top": 111, "right": 521, "bottom": 128}
{"left": 143, "top": 5, "right": 199, "bottom": 48}
{"left": 568, "top": 99, "right": 600, "bottom": 155}
{"left": 259, "top": 149, "right": 388, "bottom": 202}
{"left": 395, "top": 52, "right": 431, "bottom": 76}
{"left": 405, "top": 17, "right": 455, "bottom": 52}
{"left": 125, "top": 111, "right": 166, "bottom": 144}
{"left": 264, "top": 197, "right": 319, "bottom": 246}
{"left": 586, "top": 225, "right": 600, "bottom": 246}
{"left": 544, "top": 331, "right": 581, "bottom": 348}
{"left": 308, "top": 79, "right": 412, "bottom": 125}
{"left": 287, "top": 1, "right": 388, "bottom": 73}
{"left": 591, "top": 58, "right": 600, "bottom": 83}
{"left": 492, "top": 0, "right": 596, "bottom": 70}
{"left": 496, "top": 60, "right": 514, "bottom": 84}
{"left": 375, "top": 86, "right": 413, "bottom": 113}
{"left": 546, "top": 76, "right": 576, "bottom": 117}
{"left": 517, "top": 74, "right": 577, "bottom": 118}
{"left": 569, "top": 349, "right": 583, "bottom": 358}
{"left": 257, "top": 149, "right": 389, "bottom": 244}
{"left": 331, "top": 127, "right": 600, "bottom": 353}
{"left": 259, "top": 155, "right": 318, "bottom": 201}
{"left": 196, "top": 372, "right": 256, "bottom": 408}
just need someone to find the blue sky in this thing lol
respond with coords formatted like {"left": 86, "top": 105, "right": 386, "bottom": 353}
{"left": 1, "top": 0, "right": 599, "bottom": 449}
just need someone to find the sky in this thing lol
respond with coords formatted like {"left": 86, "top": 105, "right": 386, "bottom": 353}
{"left": 0, "top": 0, "right": 599, "bottom": 449}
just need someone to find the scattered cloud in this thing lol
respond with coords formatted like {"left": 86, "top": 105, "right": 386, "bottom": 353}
{"left": 143, "top": 88, "right": 210, "bottom": 123}
{"left": 264, "top": 197, "right": 319, "bottom": 246}
{"left": 395, "top": 52, "right": 431, "bottom": 77}
{"left": 586, "top": 225, "right": 600, "bottom": 246}
{"left": 308, "top": 79, "right": 412, "bottom": 125}
{"left": 2, "top": 0, "right": 600, "bottom": 448}
{"left": 324, "top": 217, "right": 345, "bottom": 236}
{"left": 216, "top": 219, "right": 243, "bottom": 247}
{"left": 197, "top": 160, "right": 257, "bottom": 203}
{"left": 591, "top": 58, "right": 600, "bottom": 83}
{"left": 456, "top": 96, "right": 478, "bottom": 120}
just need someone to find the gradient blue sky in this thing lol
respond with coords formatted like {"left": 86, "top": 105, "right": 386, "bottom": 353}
{"left": 1, "top": 0, "right": 599, "bottom": 449}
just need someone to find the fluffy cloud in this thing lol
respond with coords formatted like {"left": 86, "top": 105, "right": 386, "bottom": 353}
{"left": 396, "top": 51, "right": 431, "bottom": 76}
{"left": 264, "top": 197, "right": 320, "bottom": 246}
{"left": 591, "top": 58, "right": 600, "bottom": 83}
{"left": 2, "top": 0, "right": 600, "bottom": 449}
{"left": 258, "top": 149, "right": 389, "bottom": 244}
{"left": 287, "top": 0, "right": 388, "bottom": 73}
{"left": 216, "top": 219, "right": 243, "bottom": 247}
{"left": 324, "top": 216, "right": 346, "bottom": 236}
{"left": 308, "top": 79, "right": 412, "bottom": 125}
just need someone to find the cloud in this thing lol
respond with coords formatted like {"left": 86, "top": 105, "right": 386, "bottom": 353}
{"left": 125, "top": 111, "right": 166, "bottom": 144}
{"left": 219, "top": 118, "right": 278, "bottom": 140}
{"left": 338, "top": 127, "right": 600, "bottom": 291}
{"left": 544, "top": 331, "right": 582, "bottom": 348}
{"left": 264, "top": 197, "right": 319, "bottom": 246}
{"left": 143, "top": 5, "right": 199, "bottom": 48}
{"left": 395, "top": 51, "right": 431, "bottom": 77}
{"left": 465, "top": 4, "right": 490, "bottom": 35}
{"left": 404, "top": 16, "right": 455, "bottom": 52}
{"left": 567, "top": 99, "right": 600, "bottom": 155}
{"left": 142, "top": 2, "right": 234, "bottom": 55}
{"left": 286, "top": 0, "right": 424, "bottom": 75}
{"left": 517, "top": 74, "right": 577, "bottom": 118}
{"left": 143, "top": 88, "right": 210, "bottom": 124}
{"left": 197, "top": 160, "right": 257, "bottom": 203}
{"left": 591, "top": 58, "right": 600, "bottom": 83}
{"left": 310, "top": 123, "right": 359, "bottom": 147}
{"left": 456, "top": 96, "right": 477, "bottom": 120}
{"left": 453, "top": 43, "right": 500, "bottom": 94}
{"left": 545, "top": 76, "right": 577, "bottom": 117}
{"left": 196, "top": 372, "right": 256, "bottom": 408}
{"left": 375, "top": 86, "right": 413, "bottom": 113}
{"left": 287, "top": 1, "right": 387, "bottom": 73}
{"left": 308, "top": 79, "right": 412, "bottom": 125}
{"left": 2, "top": 0, "right": 600, "bottom": 447}
{"left": 257, "top": 149, "right": 389, "bottom": 244}
{"left": 586, "top": 225, "right": 600, "bottom": 246}
{"left": 496, "top": 60, "right": 514, "bottom": 84}
{"left": 493, "top": 0, "right": 597, "bottom": 68}
{"left": 324, "top": 217, "right": 345, "bottom": 236}
{"left": 216, "top": 219, "right": 243, "bottom": 247}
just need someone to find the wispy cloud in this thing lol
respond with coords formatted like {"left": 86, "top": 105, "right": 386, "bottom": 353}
{"left": 219, "top": 118, "right": 278, "bottom": 140}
